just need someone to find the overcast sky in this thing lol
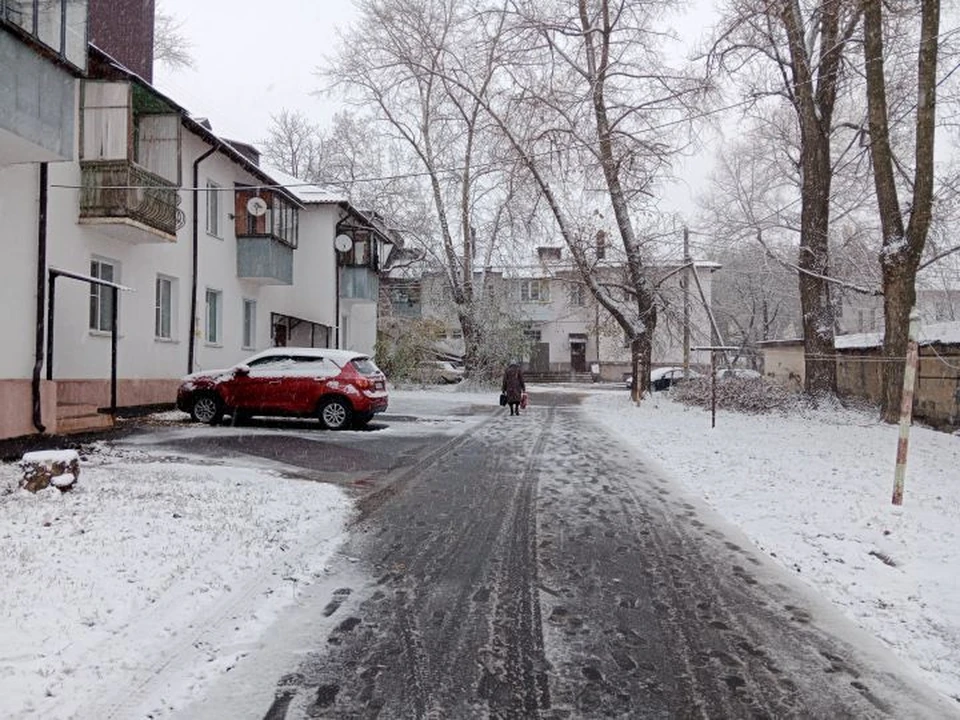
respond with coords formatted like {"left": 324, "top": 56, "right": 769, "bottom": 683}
{"left": 153, "top": 0, "right": 358, "bottom": 146}
{"left": 152, "top": 0, "right": 715, "bottom": 216}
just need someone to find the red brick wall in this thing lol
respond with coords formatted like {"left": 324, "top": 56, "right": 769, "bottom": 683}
{"left": 88, "top": 0, "right": 156, "bottom": 82}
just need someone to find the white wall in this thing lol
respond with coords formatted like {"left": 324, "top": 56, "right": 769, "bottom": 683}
{"left": 0, "top": 162, "right": 42, "bottom": 379}
{"left": 10, "top": 127, "right": 345, "bottom": 383}
{"left": 340, "top": 297, "right": 378, "bottom": 355}
{"left": 259, "top": 202, "right": 339, "bottom": 337}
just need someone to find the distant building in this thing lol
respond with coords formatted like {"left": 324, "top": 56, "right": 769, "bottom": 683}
{"left": 382, "top": 246, "right": 720, "bottom": 382}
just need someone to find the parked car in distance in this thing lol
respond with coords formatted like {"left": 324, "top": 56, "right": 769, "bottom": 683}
{"left": 624, "top": 367, "right": 702, "bottom": 391}
{"left": 716, "top": 367, "right": 762, "bottom": 380}
{"left": 417, "top": 360, "right": 465, "bottom": 384}
{"left": 649, "top": 366, "right": 703, "bottom": 391}
{"left": 176, "top": 347, "right": 388, "bottom": 429}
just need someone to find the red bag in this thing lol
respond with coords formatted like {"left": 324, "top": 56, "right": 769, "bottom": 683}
{"left": 520, "top": 391, "right": 528, "bottom": 409}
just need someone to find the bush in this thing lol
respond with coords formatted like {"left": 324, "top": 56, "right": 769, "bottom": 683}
{"left": 671, "top": 376, "right": 799, "bottom": 414}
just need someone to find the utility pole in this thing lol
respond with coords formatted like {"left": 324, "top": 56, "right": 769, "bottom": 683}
{"left": 683, "top": 226, "right": 691, "bottom": 378}
{"left": 892, "top": 308, "right": 921, "bottom": 505}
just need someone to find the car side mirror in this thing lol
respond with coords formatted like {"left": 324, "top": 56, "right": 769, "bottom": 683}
{"left": 234, "top": 364, "right": 251, "bottom": 376}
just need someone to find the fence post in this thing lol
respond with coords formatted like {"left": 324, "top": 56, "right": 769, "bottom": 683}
{"left": 892, "top": 308, "right": 920, "bottom": 506}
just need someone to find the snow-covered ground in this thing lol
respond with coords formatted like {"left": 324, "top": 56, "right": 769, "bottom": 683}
{"left": 581, "top": 389, "right": 960, "bottom": 705}
{"left": 0, "top": 443, "right": 351, "bottom": 719}
{"left": 1, "top": 384, "right": 958, "bottom": 717}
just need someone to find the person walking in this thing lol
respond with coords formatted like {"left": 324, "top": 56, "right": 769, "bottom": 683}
{"left": 501, "top": 361, "right": 526, "bottom": 416}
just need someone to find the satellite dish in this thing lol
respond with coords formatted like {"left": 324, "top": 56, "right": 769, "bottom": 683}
{"left": 246, "top": 196, "right": 268, "bottom": 217}
{"left": 334, "top": 234, "right": 353, "bottom": 252}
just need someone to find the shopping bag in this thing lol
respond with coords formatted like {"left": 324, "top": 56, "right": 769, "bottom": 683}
{"left": 499, "top": 393, "right": 507, "bottom": 407}
{"left": 520, "top": 392, "right": 528, "bottom": 409}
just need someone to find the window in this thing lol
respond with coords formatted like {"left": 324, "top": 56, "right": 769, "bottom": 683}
{"left": 242, "top": 299, "right": 257, "bottom": 349}
{"left": 568, "top": 282, "right": 586, "bottom": 307}
{"left": 155, "top": 275, "right": 174, "bottom": 339}
{"left": 205, "top": 289, "right": 222, "bottom": 344}
{"left": 520, "top": 279, "right": 549, "bottom": 302}
{"left": 2, "top": 0, "right": 88, "bottom": 70}
{"left": 89, "top": 258, "right": 117, "bottom": 332}
{"left": 206, "top": 181, "right": 221, "bottom": 237}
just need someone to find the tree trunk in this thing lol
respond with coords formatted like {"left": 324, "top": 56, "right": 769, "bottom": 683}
{"left": 880, "top": 267, "right": 917, "bottom": 417}
{"left": 458, "top": 309, "right": 480, "bottom": 379}
{"left": 629, "top": 329, "right": 653, "bottom": 404}
{"left": 779, "top": 0, "right": 847, "bottom": 396}
{"left": 863, "top": 0, "right": 939, "bottom": 422}
{"left": 798, "top": 138, "right": 838, "bottom": 395}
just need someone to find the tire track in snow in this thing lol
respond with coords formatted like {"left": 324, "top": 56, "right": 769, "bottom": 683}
{"left": 271, "top": 405, "right": 555, "bottom": 718}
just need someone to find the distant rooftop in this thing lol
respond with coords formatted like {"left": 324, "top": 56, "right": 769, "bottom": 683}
{"left": 835, "top": 321, "right": 960, "bottom": 349}
{"left": 261, "top": 167, "right": 347, "bottom": 205}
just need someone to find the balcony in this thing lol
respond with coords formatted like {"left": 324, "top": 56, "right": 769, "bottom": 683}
{"left": 79, "top": 159, "right": 179, "bottom": 243}
{"left": 235, "top": 187, "right": 298, "bottom": 285}
{"left": 236, "top": 236, "right": 294, "bottom": 285}
{"left": 0, "top": 31, "right": 77, "bottom": 164}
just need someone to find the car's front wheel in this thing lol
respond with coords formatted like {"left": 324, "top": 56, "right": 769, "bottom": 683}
{"left": 191, "top": 392, "right": 224, "bottom": 424}
{"left": 319, "top": 397, "right": 352, "bottom": 430}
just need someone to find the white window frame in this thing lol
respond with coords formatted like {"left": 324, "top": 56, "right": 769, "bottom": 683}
{"left": 206, "top": 180, "right": 221, "bottom": 237}
{"left": 89, "top": 257, "right": 118, "bottom": 332}
{"left": 155, "top": 275, "right": 176, "bottom": 340}
{"left": 521, "top": 279, "right": 549, "bottom": 303}
{"left": 205, "top": 288, "right": 223, "bottom": 345}
{"left": 242, "top": 298, "right": 257, "bottom": 349}
{"left": 568, "top": 282, "right": 585, "bottom": 307}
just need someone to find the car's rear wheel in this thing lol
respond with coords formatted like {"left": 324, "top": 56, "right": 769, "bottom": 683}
{"left": 319, "top": 397, "right": 352, "bottom": 430}
{"left": 191, "top": 393, "right": 223, "bottom": 425}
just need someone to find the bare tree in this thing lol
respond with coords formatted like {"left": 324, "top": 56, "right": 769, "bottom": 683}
{"left": 454, "top": 0, "right": 705, "bottom": 401}
{"left": 328, "top": 0, "right": 522, "bottom": 378}
{"left": 154, "top": 3, "right": 194, "bottom": 71}
{"left": 261, "top": 110, "right": 325, "bottom": 181}
{"left": 708, "top": 0, "right": 863, "bottom": 395}
{"left": 712, "top": 239, "right": 802, "bottom": 352}
{"left": 862, "top": 0, "right": 940, "bottom": 421}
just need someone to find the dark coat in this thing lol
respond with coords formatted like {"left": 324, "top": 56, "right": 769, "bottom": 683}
{"left": 501, "top": 364, "right": 525, "bottom": 403}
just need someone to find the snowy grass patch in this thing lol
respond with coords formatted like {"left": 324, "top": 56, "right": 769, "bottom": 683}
{"left": 0, "top": 445, "right": 350, "bottom": 718}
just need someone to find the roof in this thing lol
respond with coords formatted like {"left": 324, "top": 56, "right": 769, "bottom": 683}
{"left": 394, "top": 260, "right": 717, "bottom": 281}
{"left": 260, "top": 168, "right": 403, "bottom": 251}
{"left": 515, "top": 252, "right": 721, "bottom": 278}
{"left": 261, "top": 166, "right": 348, "bottom": 205}
{"left": 757, "top": 322, "right": 960, "bottom": 350}
{"left": 835, "top": 321, "right": 960, "bottom": 350}
{"left": 757, "top": 338, "right": 804, "bottom": 347}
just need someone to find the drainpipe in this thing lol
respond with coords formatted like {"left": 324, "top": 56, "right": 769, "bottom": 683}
{"left": 335, "top": 256, "right": 341, "bottom": 348}
{"left": 31, "top": 163, "right": 48, "bottom": 433}
{"left": 188, "top": 143, "right": 219, "bottom": 373}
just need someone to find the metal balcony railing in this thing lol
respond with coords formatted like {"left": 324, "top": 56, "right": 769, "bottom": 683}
{"left": 80, "top": 160, "right": 178, "bottom": 238}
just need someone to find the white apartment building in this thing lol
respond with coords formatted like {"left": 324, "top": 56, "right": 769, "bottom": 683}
{"left": 0, "top": 29, "right": 395, "bottom": 440}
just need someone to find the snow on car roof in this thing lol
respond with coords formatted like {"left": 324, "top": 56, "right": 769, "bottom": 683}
{"left": 244, "top": 347, "right": 371, "bottom": 365}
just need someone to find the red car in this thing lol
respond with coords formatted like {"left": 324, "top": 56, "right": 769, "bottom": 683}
{"left": 177, "top": 348, "right": 388, "bottom": 430}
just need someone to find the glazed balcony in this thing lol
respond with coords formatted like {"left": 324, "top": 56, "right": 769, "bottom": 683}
{"left": 79, "top": 159, "right": 179, "bottom": 243}
{"left": 236, "top": 237, "right": 294, "bottom": 285}
{"left": 235, "top": 188, "right": 298, "bottom": 285}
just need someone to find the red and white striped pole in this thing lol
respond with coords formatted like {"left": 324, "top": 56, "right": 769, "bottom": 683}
{"left": 892, "top": 308, "right": 921, "bottom": 506}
